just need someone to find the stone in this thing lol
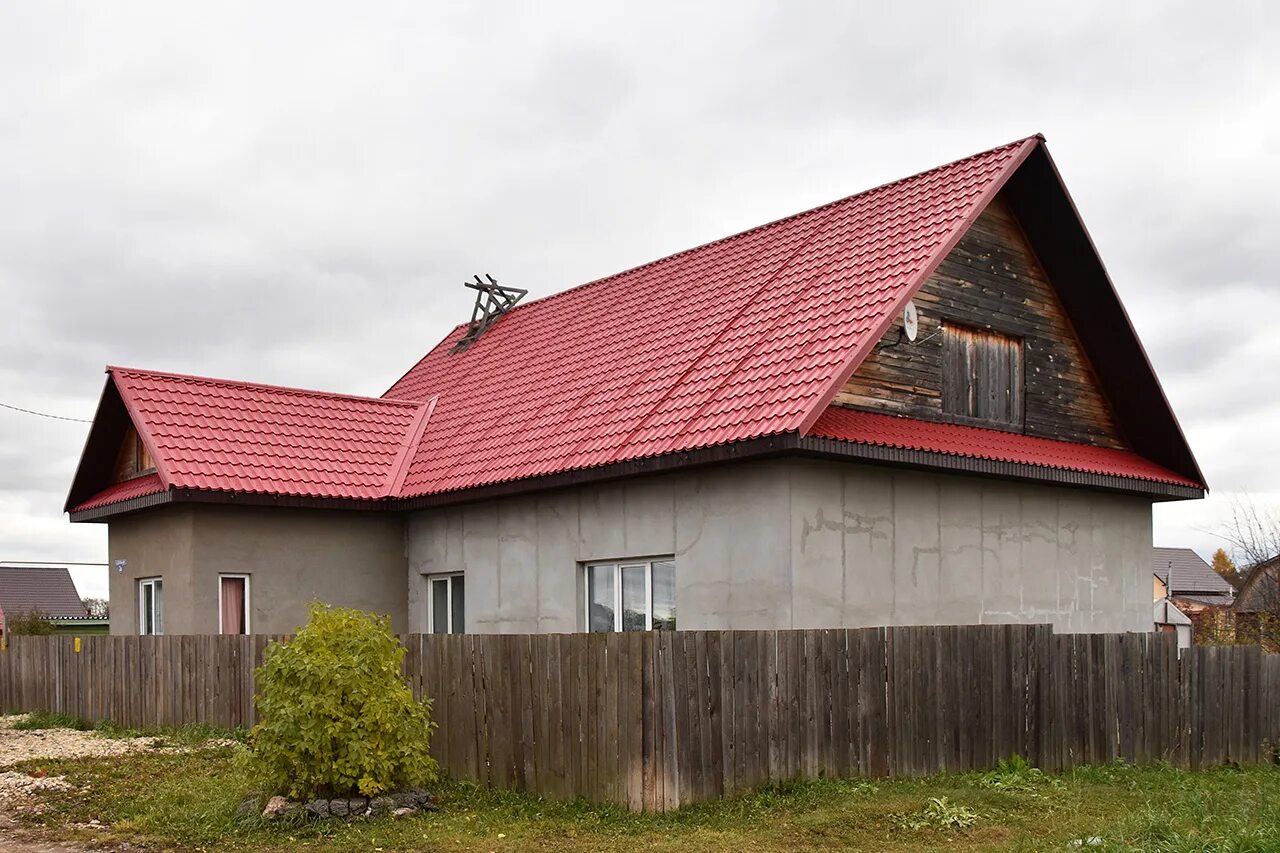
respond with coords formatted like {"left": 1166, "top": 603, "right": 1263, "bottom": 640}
{"left": 304, "top": 799, "right": 331, "bottom": 819}
{"left": 235, "top": 796, "right": 260, "bottom": 820}
{"left": 392, "top": 807, "right": 417, "bottom": 818}
{"left": 368, "top": 796, "right": 395, "bottom": 817}
{"left": 329, "top": 798, "right": 349, "bottom": 817}
{"left": 403, "top": 787, "right": 439, "bottom": 809}
{"left": 262, "top": 796, "right": 291, "bottom": 819}
{"left": 347, "top": 796, "right": 369, "bottom": 815}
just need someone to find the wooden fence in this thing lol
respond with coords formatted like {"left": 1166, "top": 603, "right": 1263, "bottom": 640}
{"left": 2, "top": 626, "right": 1279, "bottom": 810}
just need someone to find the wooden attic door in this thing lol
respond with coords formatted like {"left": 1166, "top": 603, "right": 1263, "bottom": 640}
{"left": 112, "top": 423, "right": 155, "bottom": 483}
{"left": 941, "top": 324, "right": 1024, "bottom": 427}
{"left": 835, "top": 194, "right": 1125, "bottom": 448}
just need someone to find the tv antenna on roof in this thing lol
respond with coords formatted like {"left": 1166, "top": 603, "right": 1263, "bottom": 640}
{"left": 451, "top": 274, "right": 528, "bottom": 353}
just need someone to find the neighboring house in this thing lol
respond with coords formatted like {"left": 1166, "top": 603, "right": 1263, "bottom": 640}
{"left": 0, "top": 566, "right": 107, "bottom": 636}
{"left": 1151, "top": 547, "right": 1236, "bottom": 612}
{"left": 64, "top": 134, "right": 1206, "bottom": 637}
{"left": 1234, "top": 555, "right": 1280, "bottom": 615}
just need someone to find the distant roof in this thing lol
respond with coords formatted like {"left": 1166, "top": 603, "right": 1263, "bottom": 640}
{"left": 1152, "top": 547, "right": 1235, "bottom": 597}
{"left": 0, "top": 567, "right": 88, "bottom": 619}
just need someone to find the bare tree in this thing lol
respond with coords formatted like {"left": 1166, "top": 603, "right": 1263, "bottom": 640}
{"left": 1220, "top": 496, "right": 1280, "bottom": 650}
{"left": 82, "top": 597, "right": 109, "bottom": 619}
{"left": 1219, "top": 495, "right": 1280, "bottom": 569}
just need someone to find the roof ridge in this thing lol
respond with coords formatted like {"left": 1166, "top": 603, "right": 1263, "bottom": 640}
{"left": 109, "top": 365, "right": 424, "bottom": 408}
{"left": 479, "top": 135, "right": 1042, "bottom": 323}
{"left": 384, "top": 134, "right": 1042, "bottom": 399}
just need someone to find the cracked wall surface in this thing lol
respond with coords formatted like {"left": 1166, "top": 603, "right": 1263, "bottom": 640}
{"left": 406, "top": 457, "right": 1152, "bottom": 634}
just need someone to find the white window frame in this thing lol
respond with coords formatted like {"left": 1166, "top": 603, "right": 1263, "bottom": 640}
{"left": 138, "top": 577, "right": 163, "bottom": 636}
{"left": 218, "top": 573, "right": 252, "bottom": 635}
{"left": 583, "top": 558, "right": 674, "bottom": 632}
{"left": 426, "top": 573, "right": 465, "bottom": 634}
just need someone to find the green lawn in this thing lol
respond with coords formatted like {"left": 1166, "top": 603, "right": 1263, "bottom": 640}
{"left": 8, "top": 730, "right": 1280, "bottom": 851}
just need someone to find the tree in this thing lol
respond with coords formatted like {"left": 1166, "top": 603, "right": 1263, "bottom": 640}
{"left": 82, "top": 597, "right": 109, "bottom": 619}
{"left": 1211, "top": 548, "right": 1242, "bottom": 590}
{"left": 1220, "top": 496, "right": 1280, "bottom": 651}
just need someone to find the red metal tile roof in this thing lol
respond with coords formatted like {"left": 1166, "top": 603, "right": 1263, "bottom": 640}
{"left": 808, "top": 406, "right": 1202, "bottom": 488}
{"left": 77, "top": 368, "right": 430, "bottom": 507}
{"left": 73, "top": 472, "right": 165, "bottom": 512}
{"left": 70, "top": 134, "right": 1204, "bottom": 513}
{"left": 386, "top": 137, "right": 1040, "bottom": 496}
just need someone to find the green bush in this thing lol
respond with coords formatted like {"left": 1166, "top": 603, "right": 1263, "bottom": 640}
{"left": 7, "top": 609, "right": 56, "bottom": 635}
{"left": 246, "top": 603, "right": 438, "bottom": 799}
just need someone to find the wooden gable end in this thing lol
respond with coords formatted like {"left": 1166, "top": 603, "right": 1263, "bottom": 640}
{"left": 111, "top": 423, "right": 156, "bottom": 483}
{"left": 835, "top": 194, "right": 1125, "bottom": 449}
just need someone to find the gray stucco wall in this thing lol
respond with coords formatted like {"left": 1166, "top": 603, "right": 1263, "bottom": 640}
{"left": 407, "top": 458, "right": 1153, "bottom": 634}
{"left": 108, "top": 505, "right": 407, "bottom": 635}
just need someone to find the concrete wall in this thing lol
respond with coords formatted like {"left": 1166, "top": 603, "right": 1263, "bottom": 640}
{"left": 407, "top": 458, "right": 1154, "bottom": 634}
{"left": 108, "top": 506, "right": 407, "bottom": 634}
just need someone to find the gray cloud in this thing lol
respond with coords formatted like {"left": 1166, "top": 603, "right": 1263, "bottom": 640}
{"left": 1, "top": 0, "right": 1278, "bottom": 580}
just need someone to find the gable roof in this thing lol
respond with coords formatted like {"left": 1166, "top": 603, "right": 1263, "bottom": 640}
{"left": 0, "top": 566, "right": 87, "bottom": 619}
{"left": 66, "top": 368, "right": 431, "bottom": 511}
{"left": 67, "top": 135, "right": 1206, "bottom": 517}
{"left": 1152, "top": 547, "right": 1236, "bottom": 597}
{"left": 385, "top": 137, "right": 1039, "bottom": 496}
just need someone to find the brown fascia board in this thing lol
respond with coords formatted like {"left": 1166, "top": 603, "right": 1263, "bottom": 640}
{"left": 999, "top": 146, "right": 1206, "bottom": 488}
{"left": 63, "top": 376, "right": 131, "bottom": 513}
{"left": 69, "top": 433, "right": 1202, "bottom": 522}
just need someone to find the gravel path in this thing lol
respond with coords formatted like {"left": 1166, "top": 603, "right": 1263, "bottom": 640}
{"left": 0, "top": 716, "right": 176, "bottom": 767}
{"left": 0, "top": 715, "right": 223, "bottom": 851}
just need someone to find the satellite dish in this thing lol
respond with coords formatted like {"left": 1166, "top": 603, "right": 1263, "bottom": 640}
{"left": 902, "top": 300, "right": 919, "bottom": 342}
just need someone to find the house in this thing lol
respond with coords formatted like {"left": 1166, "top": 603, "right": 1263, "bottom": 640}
{"left": 1152, "top": 547, "right": 1236, "bottom": 612}
{"left": 64, "top": 134, "right": 1206, "bottom": 637}
{"left": 1233, "top": 555, "right": 1280, "bottom": 615}
{"left": 0, "top": 566, "right": 107, "bottom": 636}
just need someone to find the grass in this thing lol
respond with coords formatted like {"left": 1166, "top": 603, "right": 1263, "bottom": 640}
{"left": 7, "top": 742, "right": 1280, "bottom": 852}
{"left": 8, "top": 709, "right": 244, "bottom": 746}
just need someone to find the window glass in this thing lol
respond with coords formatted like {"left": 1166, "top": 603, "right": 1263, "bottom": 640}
{"left": 220, "top": 576, "right": 247, "bottom": 635}
{"left": 139, "top": 579, "right": 163, "bottom": 636}
{"left": 651, "top": 560, "right": 676, "bottom": 631}
{"left": 621, "top": 565, "right": 647, "bottom": 631}
{"left": 587, "top": 564, "right": 615, "bottom": 632}
{"left": 584, "top": 560, "right": 675, "bottom": 633}
{"left": 431, "top": 578, "right": 450, "bottom": 634}
{"left": 450, "top": 575, "right": 465, "bottom": 633}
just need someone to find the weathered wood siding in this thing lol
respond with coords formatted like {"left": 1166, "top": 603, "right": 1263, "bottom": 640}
{"left": 836, "top": 195, "right": 1125, "bottom": 448}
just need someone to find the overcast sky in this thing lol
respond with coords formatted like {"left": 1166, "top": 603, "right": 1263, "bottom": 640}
{"left": 2, "top": 2, "right": 1277, "bottom": 600}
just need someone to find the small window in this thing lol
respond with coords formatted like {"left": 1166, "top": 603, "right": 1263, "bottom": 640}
{"left": 942, "top": 324, "right": 1024, "bottom": 427}
{"left": 219, "top": 574, "right": 250, "bottom": 635}
{"left": 428, "top": 574, "right": 465, "bottom": 634}
{"left": 584, "top": 559, "right": 676, "bottom": 632}
{"left": 138, "top": 578, "right": 163, "bottom": 635}
{"left": 113, "top": 425, "right": 156, "bottom": 483}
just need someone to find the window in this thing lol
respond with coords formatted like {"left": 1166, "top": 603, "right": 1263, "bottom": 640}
{"left": 138, "top": 578, "right": 163, "bottom": 635}
{"left": 113, "top": 425, "right": 155, "bottom": 483}
{"left": 942, "top": 324, "right": 1024, "bottom": 427}
{"left": 219, "top": 574, "right": 250, "bottom": 635}
{"left": 427, "top": 574, "right": 465, "bottom": 634}
{"left": 584, "top": 559, "right": 676, "bottom": 632}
